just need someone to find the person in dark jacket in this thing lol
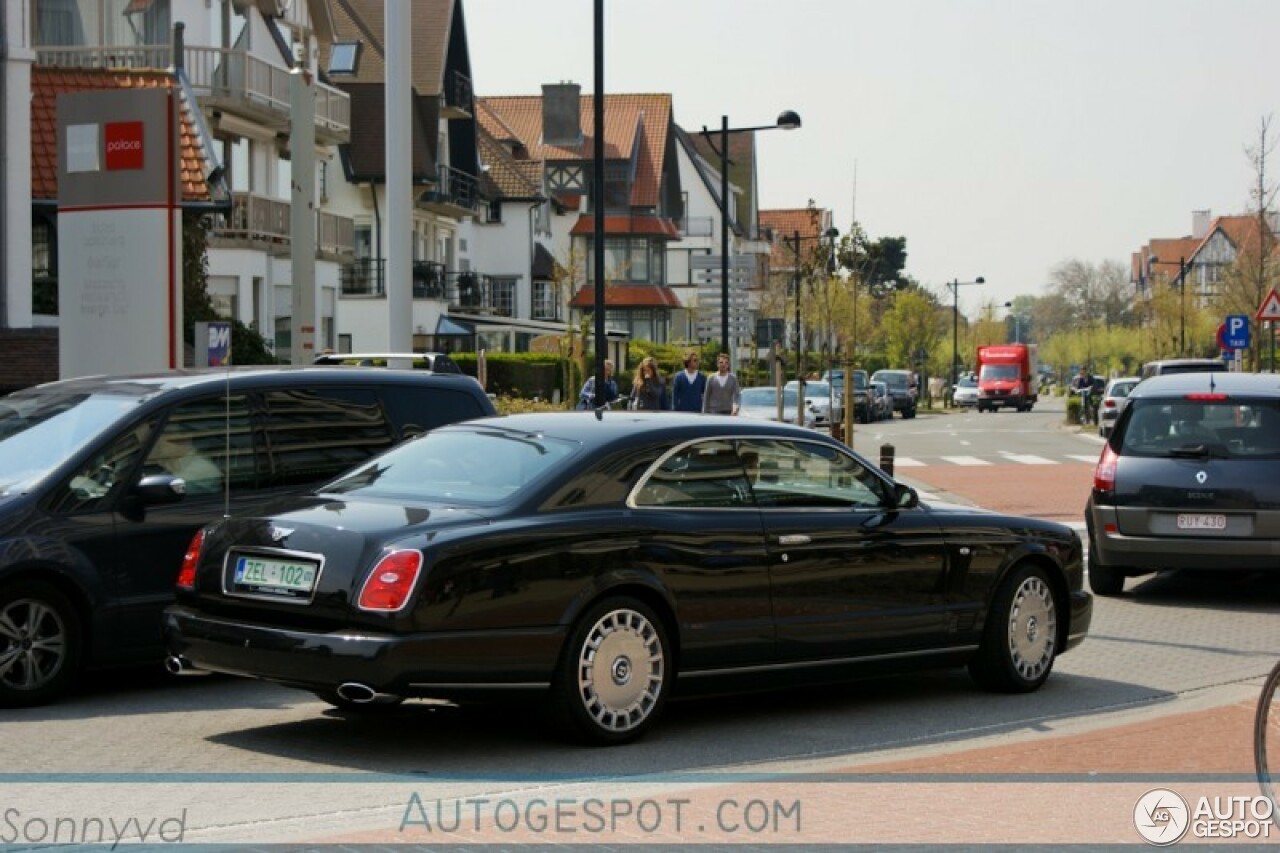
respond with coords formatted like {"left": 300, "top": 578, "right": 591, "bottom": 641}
{"left": 630, "top": 356, "right": 669, "bottom": 411}
{"left": 671, "top": 350, "right": 707, "bottom": 413}
{"left": 577, "top": 359, "right": 619, "bottom": 409}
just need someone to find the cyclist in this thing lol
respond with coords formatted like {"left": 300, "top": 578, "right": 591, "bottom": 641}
{"left": 1070, "top": 366, "right": 1098, "bottom": 425}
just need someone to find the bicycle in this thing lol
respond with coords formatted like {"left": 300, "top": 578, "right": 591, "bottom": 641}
{"left": 1256, "top": 659, "right": 1280, "bottom": 824}
{"left": 1074, "top": 387, "right": 1099, "bottom": 426}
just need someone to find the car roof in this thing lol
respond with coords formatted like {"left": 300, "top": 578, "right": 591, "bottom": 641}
{"left": 453, "top": 411, "right": 839, "bottom": 446}
{"left": 1105, "top": 376, "right": 1140, "bottom": 386}
{"left": 15, "top": 366, "right": 483, "bottom": 400}
{"left": 313, "top": 352, "right": 451, "bottom": 363}
{"left": 1129, "top": 371, "right": 1280, "bottom": 399}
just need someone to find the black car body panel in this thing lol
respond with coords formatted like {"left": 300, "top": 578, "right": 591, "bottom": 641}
{"left": 0, "top": 367, "right": 495, "bottom": 702}
{"left": 166, "top": 413, "right": 1091, "bottom": 735}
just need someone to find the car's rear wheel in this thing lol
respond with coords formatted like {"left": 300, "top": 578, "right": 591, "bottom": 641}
{"left": 969, "top": 563, "right": 1058, "bottom": 693}
{"left": 549, "top": 597, "right": 671, "bottom": 745}
{"left": 0, "top": 581, "right": 82, "bottom": 708}
{"left": 1087, "top": 538, "right": 1127, "bottom": 596}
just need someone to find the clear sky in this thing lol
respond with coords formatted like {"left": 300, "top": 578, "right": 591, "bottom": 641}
{"left": 463, "top": 0, "right": 1280, "bottom": 317}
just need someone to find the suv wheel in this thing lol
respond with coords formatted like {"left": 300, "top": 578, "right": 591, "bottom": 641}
{"left": 0, "top": 581, "right": 83, "bottom": 708}
{"left": 1087, "top": 538, "right": 1127, "bottom": 596}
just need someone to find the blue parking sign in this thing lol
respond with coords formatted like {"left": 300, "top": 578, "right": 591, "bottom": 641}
{"left": 1225, "top": 314, "right": 1250, "bottom": 349}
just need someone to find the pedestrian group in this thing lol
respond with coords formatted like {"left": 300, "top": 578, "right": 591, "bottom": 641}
{"left": 577, "top": 350, "right": 741, "bottom": 415}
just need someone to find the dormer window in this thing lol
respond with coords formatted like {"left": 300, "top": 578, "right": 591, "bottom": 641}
{"left": 327, "top": 41, "right": 361, "bottom": 76}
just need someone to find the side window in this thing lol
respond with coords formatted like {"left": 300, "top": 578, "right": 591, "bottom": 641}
{"left": 632, "top": 440, "right": 752, "bottom": 509}
{"left": 143, "top": 396, "right": 257, "bottom": 496}
{"left": 46, "top": 419, "right": 156, "bottom": 514}
{"left": 261, "top": 387, "right": 396, "bottom": 487}
{"left": 740, "top": 439, "right": 889, "bottom": 509}
{"left": 380, "top": 387, "right": 489, "bottom": 438}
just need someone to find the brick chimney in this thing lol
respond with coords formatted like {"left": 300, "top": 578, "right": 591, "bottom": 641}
{"left": 541, "top": 82, "right": 582, "bottom": 146}
{"left": 1192, "top": 209, "right": 1212, "bottom": 239}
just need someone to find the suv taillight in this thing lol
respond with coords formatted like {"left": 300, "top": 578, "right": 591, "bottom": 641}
{"left": 1093, "top": 443, "right": 1119, "bottom": 494}
{"left": 177, "top": 529, "right": 204, "bottom": 589}
{"left": 357, "top": 550, "right": 424, "bottom": 612}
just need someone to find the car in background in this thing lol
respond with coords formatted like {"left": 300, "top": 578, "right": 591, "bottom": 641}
{"left": 870, "top": 380, "right": 893, "bottom": 420}
{"left": 1097, "top": 376, "right": 1140, "bottom": 438}
{"left": 871, "top": 369, "right": 918, "bottom": 418}
{"left": 823, "top": 369, "right": 871, "bottom": 424}
{"left": 1085, "top": 372, "right": 1280, "bottom": 596}
{"left": 739, "top": 384, "right": 830, "bottom": 428}
{"left": 167, "top": 412, "right": 1092, "bottom": 744}
{"left": 953, "top": 374, "right": 979, "bottom": 409}
{"left": 1138, "top": 358, "right": 1226, "bottom": 380}
{"left": 0, "top": 367, "right": 495, "bottom": 707}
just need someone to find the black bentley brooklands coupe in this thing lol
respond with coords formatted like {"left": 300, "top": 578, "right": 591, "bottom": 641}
{"left": 165, "top": 413, "right": 1092, "bottom": 744}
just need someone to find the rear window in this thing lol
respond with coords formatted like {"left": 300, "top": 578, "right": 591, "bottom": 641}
{"left": 1108, "top": 381, "right": 1137, "bottom": 398}
{"left": 1118, "top": 399, "right": 1280, "bottom": 459}
{"left": 874, "top": 372, "right": 907, "bottom": 389}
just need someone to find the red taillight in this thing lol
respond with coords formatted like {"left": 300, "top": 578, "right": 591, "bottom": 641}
{"left": 1184, "top": 393, "right": 1228, "bottom": 401}
{"left": 177, "top": 529, "right": 204, "bottom": 589}
{"left": 1103, "top": 399, "right": 1116, "bottom": 408}
{"left": 1093, "top": 443, "right": 1118, "bottom": 493}
{"left": 357, "top": 550, "right": 424, "bottom": 612}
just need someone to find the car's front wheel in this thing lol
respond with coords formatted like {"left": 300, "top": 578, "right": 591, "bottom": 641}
{"left": 549, "top": 597, "right": 671, "bottom": 745}
{"left": 970, "top": 563, "right": 1058, "bottom": 693}
{"left": 0, "top": 581, "right": 83, "bottom": 708}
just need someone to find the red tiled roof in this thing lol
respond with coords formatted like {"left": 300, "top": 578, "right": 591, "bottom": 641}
{"left": 477, "top": 93, "right": 672, "bottom": 208}
{"left": 568, "top": 214, "right": 681, "bottom": 239}
{"left": 1147, "top": 237, "right": 1201, "bottom": 281}
{"left": 760, "top": 208, "right": 830, "bottom": 269}
{"left": 568, "top": 284, "right": 682, "bottom": 308}
{"left": 31, "top": 67, "right": 210, "bottom": 203}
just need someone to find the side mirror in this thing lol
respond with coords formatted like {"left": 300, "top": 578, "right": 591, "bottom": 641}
{"left": 133, "top": 473, "right": 187, "bottom": 506}
{"left": 894, "top": 482, "right": 919, "bottom": 509}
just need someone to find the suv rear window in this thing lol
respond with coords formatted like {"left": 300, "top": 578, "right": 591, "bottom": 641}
{"left": 1119, "top": 399, "right": 1280, "bottom": 459}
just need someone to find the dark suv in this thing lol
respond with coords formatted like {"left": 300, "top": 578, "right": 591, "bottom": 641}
{"left": 0, "top": 367, "right": 495, "bottom": 706}
{"left": 870, "top": 369, "right": 918, "bottom": 418}
{"left": 1085, "top": 371, "right": 1279, "bottom": 595}
{"left": 823, "top": 369, "right": 872, "bottom": 423}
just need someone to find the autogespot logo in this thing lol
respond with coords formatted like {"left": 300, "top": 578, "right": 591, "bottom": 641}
{"left": 1134, "top": 788, "right": 1190, "bottom": 846}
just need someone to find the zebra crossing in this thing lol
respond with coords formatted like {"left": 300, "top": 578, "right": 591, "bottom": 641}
{"left": 890, "top": 451, "right": 1100, "bottom": 467}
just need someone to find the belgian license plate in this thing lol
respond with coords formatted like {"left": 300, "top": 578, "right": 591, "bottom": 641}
{"left": 233, "top": 554, "right": 318, "bottom": 598}
{"left": 1176, "top": 514, "right": 1227, "bottom": 531}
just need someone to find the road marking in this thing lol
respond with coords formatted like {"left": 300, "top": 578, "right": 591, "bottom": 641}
{"left": 998, "top": 452, "right": 1057, "bottom": 465}
{"left": 940, "top": 455, "right": 992, "bottom": 466}
{"left": 893, "top": 457, "right": 926, "bottom": 467}
{"left": 1066, "top": 454, "right": 1101, "bottom": 463}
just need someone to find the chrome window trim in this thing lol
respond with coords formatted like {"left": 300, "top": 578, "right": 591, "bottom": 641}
{"left": 625, "top": 433, "right": 896, "bottom": 512}
{"left": 222, "top": 545, "right": 328, "bottom": 606}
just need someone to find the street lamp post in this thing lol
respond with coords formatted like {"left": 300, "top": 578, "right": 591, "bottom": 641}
{"left": 999, "top": 300, "right": 1020, "bottom": 343}
{"left": 702, "top": 111, "right": 801, "bottom": 364}
{"left": 948, "top": 276, "right": 985, "bottom": 386}
{"left": 1148, "top": 254, "right": 1187, "bottom": 355}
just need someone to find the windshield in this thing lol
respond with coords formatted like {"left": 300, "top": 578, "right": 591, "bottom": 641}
{"left": 980, "top": 364, "right": 1020, "bottom": 381}
{"left": 323, "top": 427, "right": 580, "bottom": 504}
{"left": 874, "top": 372, "right": 907, "bottom": 389}
{"left": 1120, "top": 399, "right": 1280, "bottom": 459}
{"left": 957, "top": 376, "right": 978, "bottom": 388}
{"left": 0, "top": 390, "right": 139, "bottom": 496}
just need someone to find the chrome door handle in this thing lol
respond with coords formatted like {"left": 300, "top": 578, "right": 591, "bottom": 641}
{"left": 778, "top": 534, "right": 811, "bottom": 546}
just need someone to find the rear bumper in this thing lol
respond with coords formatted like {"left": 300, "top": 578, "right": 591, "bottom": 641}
{"left": 1088, "top": 503, "right": 1280, "bottom": 571}
{"left": 163, "top": 605, "right": 566, "bottom": 699}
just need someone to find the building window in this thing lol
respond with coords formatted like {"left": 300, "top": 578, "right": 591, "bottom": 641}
{"left": 490, "top": 277, "right": 517, "bottom": 316}
{"left": 587, "top": 238, "right": 665, "bottom": 284}
{"left": 605, "top": 308, "right": 667, "bottom": 344}
{"left": 533, "top": 281, "right": 559, "bottom": 321}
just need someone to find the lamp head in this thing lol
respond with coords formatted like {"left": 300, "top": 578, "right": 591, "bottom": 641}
{"left": 824, "top": 227, "right": 840, "bottom": 238}
{"left": 776, "top": 110, "right": 802, "bottom": 130}
{"left": 975, "top": 276, "right": 985, "bottom": 284}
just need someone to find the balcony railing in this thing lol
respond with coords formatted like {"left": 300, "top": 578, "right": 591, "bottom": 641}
{"left": 418, "top": 165, "right": 479, "bottom": 215}
{"left": 680, "top": 216, "right": 715, "bottom": 238}
{"left": 211, "top": 192, "right": 354, "bottom": 257}
{"left": 35, "top": 45, "right": 350, "bottom": 141}
{"left": 441, "top": 70, "right": 474, "bottom": 118}
{"left": 337, "top": 264, "right": 512, "bottom": 317}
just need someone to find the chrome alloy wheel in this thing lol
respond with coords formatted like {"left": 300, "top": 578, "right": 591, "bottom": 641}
{"left": 0, "top": 597, "right": 69, "bottom": 693}
{"left": 577, "top": 608, "right": 665, "bottom": 733}
{"left": 1007, "top": 576, "right": 1057, "bottom": 681}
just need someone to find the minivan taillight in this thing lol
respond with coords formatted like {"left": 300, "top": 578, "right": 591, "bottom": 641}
{"left": 1185, "top": 393, "right": 1228, "bottom": 401}
{"left": 357, "top": 550, "right": 424, "bottom": 612}
{"left": 177, "top": 529, "right": 204, "bottom": 589}
{"left": 1093, "top": 443, "right": 1119, "bottom": 494}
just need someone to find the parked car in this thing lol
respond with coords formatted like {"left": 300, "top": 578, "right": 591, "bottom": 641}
{"left": 1085, "top": 372, "right": 1280, "bottom": 595}
{"left": 1097, "top": 376, "right": 1140, "bottom": 438}
{"left": 166, "top": 412, "right": 1092, "bottom": 744}
{"left": 1138, "top": 358, "right": 1226, "bottom": 380}
{"left": 952, "top": 375, "right": 979, "bottom": 409}
{"left": 871, "top": 369, "right": 918, "bottom": 418}
{"left": 870, "top": 380, "right": 894, "bottom": 420}
{"left": 738, "top": 384, "right": 829, "bottom": 428}
{"left": 0, "top": 367, "right": 496, "bottom": 707}
{"left": 822, "top": 369, "right": 871, "bottom": 424}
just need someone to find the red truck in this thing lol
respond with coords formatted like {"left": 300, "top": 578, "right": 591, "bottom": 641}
{"left": 976, "top": 344, "right": 1038, "bottom": 412}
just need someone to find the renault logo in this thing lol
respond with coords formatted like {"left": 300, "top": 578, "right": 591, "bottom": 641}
{"left": 1195, "top": 471, "right": 1208, "bottom": 485}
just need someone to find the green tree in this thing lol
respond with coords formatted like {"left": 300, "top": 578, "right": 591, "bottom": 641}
{"left": 881, "top": 289, "right": 945, "bottom": 369}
